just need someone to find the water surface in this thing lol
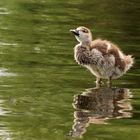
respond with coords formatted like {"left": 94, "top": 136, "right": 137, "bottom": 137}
{"left": 0, "top": 0, "right": 139, "bottom": 140}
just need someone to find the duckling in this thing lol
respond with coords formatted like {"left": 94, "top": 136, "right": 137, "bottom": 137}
{"left": 70, "top": 26, "right": 134, "bottom": 87}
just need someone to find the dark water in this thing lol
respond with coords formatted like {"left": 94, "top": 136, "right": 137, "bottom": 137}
{"left": 0, "top": 0, "right": 139, "bottom": 140}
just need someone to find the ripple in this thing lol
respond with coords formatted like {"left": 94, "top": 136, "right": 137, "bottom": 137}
{"left": 0, "top": 8, "right": 10, "bottom": 15}
{"left": 0, "top": 42, "right": 17, "bottom": 46}
{"left": 0, "top": 68, "right": 16, "bottom": 77}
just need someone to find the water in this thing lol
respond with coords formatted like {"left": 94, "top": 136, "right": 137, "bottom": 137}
{"left": 0, "top": 0, "right": 139, "bottom": 140}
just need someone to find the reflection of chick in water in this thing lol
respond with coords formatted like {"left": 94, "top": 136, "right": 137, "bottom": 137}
{"left": 69, "top": 88, "right": 132, "bottom": 138}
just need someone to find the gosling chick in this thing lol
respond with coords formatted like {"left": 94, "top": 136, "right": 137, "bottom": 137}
{"left": 70, "top": 26, "right": 134, "bottom": 87}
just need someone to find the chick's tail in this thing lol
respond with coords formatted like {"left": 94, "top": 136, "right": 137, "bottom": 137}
{"left": 124, "top": 55, "right": 134, "bottom": 71}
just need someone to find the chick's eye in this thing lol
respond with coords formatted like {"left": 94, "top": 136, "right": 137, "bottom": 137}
{"left": 82, "top": 29, "right": 88, "bottom": 33}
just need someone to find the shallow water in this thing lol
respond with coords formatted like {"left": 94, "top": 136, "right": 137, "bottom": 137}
{"left": 0, "top": 0, "right": 139, "bottom": 140}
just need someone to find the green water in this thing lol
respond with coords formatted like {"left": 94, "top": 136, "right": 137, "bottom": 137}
{"left": 0, "top": 0, "right": 139, "bottom": 140}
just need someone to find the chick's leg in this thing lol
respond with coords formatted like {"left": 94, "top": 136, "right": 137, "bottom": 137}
{"left": 107, "top": 77, "right": 112, "bottom": 88}
{"left": 95, "top": 77, "right": 102, "bottom": 88}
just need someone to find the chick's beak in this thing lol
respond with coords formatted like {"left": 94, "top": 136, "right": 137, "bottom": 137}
{"left": 70, "top": 29, "right": 79, "bottom": 36}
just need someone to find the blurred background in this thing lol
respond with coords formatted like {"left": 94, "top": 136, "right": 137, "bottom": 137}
{"left": 0, "top": 0, "right": 139, "bottom": 140}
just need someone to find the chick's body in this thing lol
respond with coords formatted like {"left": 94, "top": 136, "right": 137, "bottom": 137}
{"left": 74, "top": 39, "right": 133, "bottom": 79}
